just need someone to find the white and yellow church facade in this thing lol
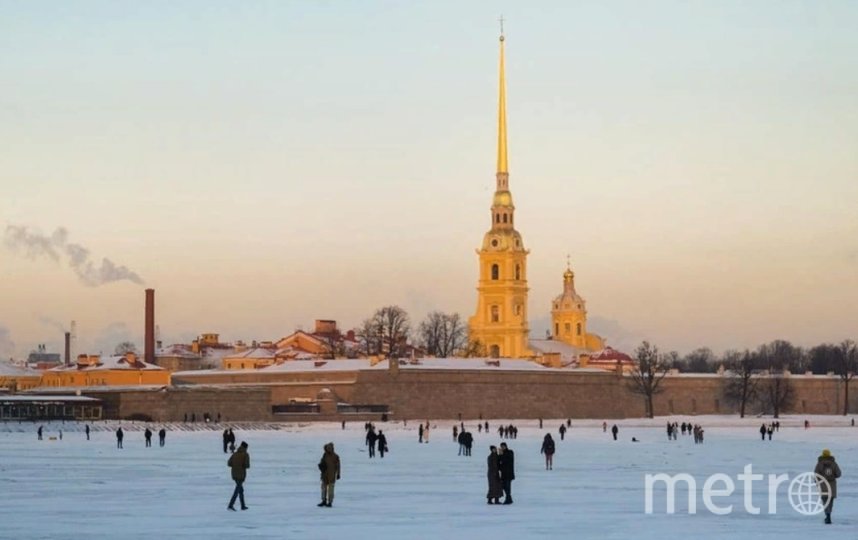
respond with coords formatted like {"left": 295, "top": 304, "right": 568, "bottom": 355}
{"left": 468, "top": 30, "right": 605, "bottom": 361}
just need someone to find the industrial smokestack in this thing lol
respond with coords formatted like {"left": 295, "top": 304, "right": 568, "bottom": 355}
{"left": 145, "top": 288, "right": 155, "bottom": 364}
{"left": 64, "top": 332, "right": 71, "bottom": 366}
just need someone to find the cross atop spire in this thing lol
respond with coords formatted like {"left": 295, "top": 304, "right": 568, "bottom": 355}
{"left": 499, "top": 15, "right": 505, "bottom": 37}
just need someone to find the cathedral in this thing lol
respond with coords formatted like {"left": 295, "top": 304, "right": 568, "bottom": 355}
{"left": 468, "top": 30, "right": 604, "bottom": 360}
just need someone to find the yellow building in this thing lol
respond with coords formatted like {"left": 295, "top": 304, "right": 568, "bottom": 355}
{"left": 469, "top": 30, "right": 532, "bottom": 359}
{"left": 550, "top": 264, "right": 605, "bottom": 351}
{"left": 0, "top": 362, "right": 42, "bottom": 391}
{"left": 39, "top": 352, "right": 170, "bottom": 387}
{"left": 222, "top": 347, "right": 277, "bottom": 370}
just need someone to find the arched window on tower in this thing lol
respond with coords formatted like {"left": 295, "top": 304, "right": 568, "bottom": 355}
{"left": 515, "top": 264, "right": 520, "bottom": 280}
{"left": 490, "top": 305, "right": 499, "bottom": 323}
{"left": 503, "top": 214, "right": 508, "bottom": 224}
{"left": 554, "top": 323, "right": 559, "bottom": 336}
{"left": 491, "top": 264, "right": 499, "bottom": 280}
{"left": 564, "top": 322, "right": 571, "bottom": 334}
{"left": 495, "top": 214, "right": 500, "bottom": 224}
{"left": 577, "top": 323, "right": 582, "bottom": 336}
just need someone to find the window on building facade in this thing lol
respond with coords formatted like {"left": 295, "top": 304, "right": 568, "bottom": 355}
{"left": 576, "top": 323, "right": 582, "bottom": 336}
{"left": 491, "top": 264, "right": 499, "bottom": 280}
{"left": 564, "top": 322, "right": 571, "bottom": 334}
{"left": 515, "top": 264, "right": 520, "bottom": 280}
{"left": 491, "top": 305, "right": 499, "bottom": 323}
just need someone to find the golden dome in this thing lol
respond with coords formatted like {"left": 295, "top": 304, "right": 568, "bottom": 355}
{"left": 563, "top": 268, "right": 574, "bottom": 281}
{"left": 493, "top": 190, "right": 513, "bottom": 207}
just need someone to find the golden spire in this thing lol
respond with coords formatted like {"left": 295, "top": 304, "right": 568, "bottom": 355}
{"left": 496, "top": 17, "right": 508, "bottom": 175}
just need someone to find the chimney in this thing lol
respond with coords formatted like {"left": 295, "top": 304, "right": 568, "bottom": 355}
{"left": 64, "top": 332, "right": 71, "bottom": 366}
{"left": 145, "top": 288, "right": 155, "bottom": 364}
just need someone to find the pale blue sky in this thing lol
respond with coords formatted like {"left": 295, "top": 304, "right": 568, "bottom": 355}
{"left": 1, "top": 1, "right": 857, "bottom": 358}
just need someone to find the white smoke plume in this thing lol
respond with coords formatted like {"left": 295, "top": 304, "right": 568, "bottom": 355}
{"left": 0, "top": 326, "right": 15, "bottom": 361}
{"left": 4, "top": 224, "right": 144, "bottom": 286}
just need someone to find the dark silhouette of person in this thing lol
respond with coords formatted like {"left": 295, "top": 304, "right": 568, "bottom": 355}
{"left": 116, "top": 427, "right": 124, "bottom": 449}
{"left": 227, "top": 441, "right": 250, "bottom": 511}
{"left": 611, "top": 424, "right": 619, "bottom": 441}
{"left": 144, "top": 428, "right": 152, "bottom": 447}
{"left": 223, "top": 429, "right": 230, "bottom": 453}
{"left": 760, "top": 424, "right": 767, "bottom": 441}
{"left": 815, "top": 448, "right": 842, "bottom": 524}
{"left": 559, "top": 424, "right": 566, "bottom": 441}
{"left": 541, "top": 433, "right": 556, "bottom": 470}
{"left": 377, "top": 430, "right": 387, "bottom": 458}
{"left": 486, "top": 446, "right": 503, "bottom": 504}
{"left": 418, "top": 423, "right": 424, "bottom": 443}
{"left": 158, "top": 428, "right": 166, "bottom": 447}
{"left": 366, "top": 427, "right": 378, "bottom": 458}
{"left": 37, "top": 426, "right": 43, "bottom": 440}
{"left": 85, "top": 425, "right": 90, "bottom": 441}
{"left": 464, "top": 431, "right": 473, "bottom": 456}
{"left": 498, "top": 442, "right": 515, "bottom": 504}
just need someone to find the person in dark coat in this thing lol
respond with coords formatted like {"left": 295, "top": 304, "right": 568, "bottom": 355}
{"left": 541, "top": 434, "right": 556, "bottom": 470}
{"left": 85, "top": 425, "right": 90, "bottom": 441}
{"left": 760, "top": 423, "right": 767, "bottom": 441}
{"left": 158, "top": 428, "right": 166, "bottom": 447}
{"left": 457, "top": 431, "right": 466, "bottom": 456}
{"left": 366, "top": 427, "right": 378, "bottom": 458}
{"left": 144, "top": 428, "right": 152, "bottom": 447}
{"left": 318, "top": 442, "right": 341, "bottom": 507}
{"left": 611, "top": 424, "right": 618, "bottom": 441}
{"left": 463, "top": 431, "right": 473, "bottom": 456}
{"left": 377, "top": 430, "right": 388, "bottom": 458}
{"left": 486, "top": 446, "right": 503, "bottom": 504}
{"left": 222, "top": 429, "right": 230, "bottom": 453}
{"left": 227, "top": 441, "right": 250, "bottom": 511}
{"left": 37, "top": 426, "right": 43, "bottom": 440}
{"left": 814, "top": 449, "right": 842, "bottom": 524}
{"left": 498, "top": 442, "right": 515, "bottom": 504}
{"left": 559, "top": 424, "right": 566, "bottom": 441}
{"left": 418, "top": 423, "right": 424, "bottom": 443}
{"left": 228, "top": 429, "right": 236, "bottom": 452}
{"left": 116, "top": 427, "right": 124, "bottom": 449}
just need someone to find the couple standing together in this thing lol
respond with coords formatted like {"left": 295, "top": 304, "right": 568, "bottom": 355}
{"left": 487, "top": 442, "right": 515, "bottom": 505}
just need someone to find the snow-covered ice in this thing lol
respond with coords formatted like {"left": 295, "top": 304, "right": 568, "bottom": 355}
{"left": 0, "top": 415, "right": 854, "bottom": 539}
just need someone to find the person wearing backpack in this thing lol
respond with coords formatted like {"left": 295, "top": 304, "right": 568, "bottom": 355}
{"left": 814, "top": 449, "right": 842, "bottom": 524}
{"left": 540, "top": 433, "right": 556, "bottom": 470}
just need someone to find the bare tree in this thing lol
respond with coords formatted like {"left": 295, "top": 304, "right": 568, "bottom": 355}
{"left": 684, "top": 347, "right": 717, "bottom": 373}
{"left": 722, "top": 350, "right": 759, "bottom": 418}
{"left": 836, "top": 340, "right": 857, "bottom": 415}
{"left": 360, "top": 306, "right": 411, "bottom": 359}
{"left": 114, "top": 341, "right": 137, "bottom": 355}
{"left": 627, "top": 341, "right": 671, "bottom": 418}
{"left": 461, "top": 338, "right": 487, "bottom": 358}
{"left": 418, "top": 312, "right": 468, "bottom": 358}
{"left": 756, "top": 341, "right": 797, "bottom": 418}
{"left": 317, "top": 328, "right": 343, "bottom": 360}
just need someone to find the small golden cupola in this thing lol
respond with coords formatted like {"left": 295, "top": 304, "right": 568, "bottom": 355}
{"left": 551, "top": 261, "right": 604, "bottom": 351}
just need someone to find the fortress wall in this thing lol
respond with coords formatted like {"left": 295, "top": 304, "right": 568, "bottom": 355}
{"left": 102, "top": 369, "right": 852, "bottom": 421}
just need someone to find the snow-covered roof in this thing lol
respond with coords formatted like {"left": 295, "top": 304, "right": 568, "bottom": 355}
{"left": 589, "top": 346, "right": 634, "bottom": 363}
{"left": 0, "top": 362, "right": 41, "bottom": 376}
{"left": 0, "top": 395, "right": 101, "bottom": 402}
{"left": 176, "top": 357, "right": 609, "bottom": 376}
{"left": 156, "top": 345, "right": 202, "bottom": 359}
{"left": 225, "top": 347, "right": 276, "bottom": 360}
{"left": 49, "top": 355, "right": 165, "bottom": 372}
{"left": 21, "top": 385, "right": 167, "bottom": 393}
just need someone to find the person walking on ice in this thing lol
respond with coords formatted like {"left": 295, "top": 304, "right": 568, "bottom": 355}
{"left": 116, "top": 427, "right": 124, "bottom": 449}
{"left": 611, "top": 424, "right": 618, "bottom": 441}
{"left": 227, "top": 441, "right": 250, "bottom": 511}
{"left": 318, "top": 442, "right": 341, "bottom": 507}
{"left": 814, "top": 449, "right": 841, "bottom": 524}
{"left": 541, "top": 433, "right": 556, "bottom": 470}
{"left": 85, "top": 425, "right": 90, "bottom": 441}
{"left": 158, "top": 428, "right": 166, "bottom": 447}
{"left": 377, "top": 430, "right": 388, "bottom": 458}
{"left": 144, "top": 428, "right": 152, "bottom": 447}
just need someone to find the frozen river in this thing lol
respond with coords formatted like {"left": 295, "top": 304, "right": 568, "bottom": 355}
{"left": 0, "top": 415, "right": 854, "bottom": 539}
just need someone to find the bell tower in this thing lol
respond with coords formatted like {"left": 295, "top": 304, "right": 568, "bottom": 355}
{"left": 468, "top": 25, "right": 531, "bottom": 359}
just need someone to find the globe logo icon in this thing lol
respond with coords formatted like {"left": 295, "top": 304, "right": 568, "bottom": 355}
{"left": 788, "top": 472, "right": 829, "bottom": 515}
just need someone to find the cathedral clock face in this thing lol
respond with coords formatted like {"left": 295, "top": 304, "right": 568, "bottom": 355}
{"left": 491, "top": 238, "right": 499, "bottom": 248}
